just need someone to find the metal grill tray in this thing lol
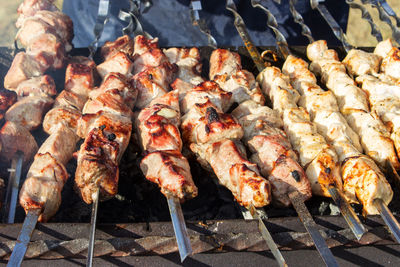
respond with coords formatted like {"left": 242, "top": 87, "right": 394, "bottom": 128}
{"left": 0, "top": 46, "right": 400, "bottom": 266}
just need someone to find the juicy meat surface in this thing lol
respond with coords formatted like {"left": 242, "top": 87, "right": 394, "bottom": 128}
{"left": 342, "top": 49, "right": 381, "bottom": 76}
{"left": 140, "top": 150, "right": 197, "bottom": 200}
{"left": 0, "top": 121, "right": 38, "bottom": 164}
{"left": 5, "top": 95, "right": 53, "bottom": 131}
{"left": 16, "top": 0, "right": 58, "bottom": 28}
{"left": 101, "top": 35, "right": 134, "bottom": 60}
{"left": 15, "top": 75, "right": 56, "bottom": 97}
{"left": 96, "top": 51, "right": 133, "bottom": 79}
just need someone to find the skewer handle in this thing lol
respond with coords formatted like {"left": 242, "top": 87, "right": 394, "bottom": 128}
{"left": 311, "top": 0, "right": 353, "bottom": 52}
{"left": 87, "top": 188, "right": 100, "bottom": 267}
{"left": 289, "top": 0, "right": 314, "bottom": 43}
{"left": 226, "top": 0, "right": 267, "bottom": 73}
{"left": 328, "top": 187, "right": 366, "bottom": 240}
{"left": 374, "top": 198, "right": 400, "bottom": 243}
{"left": 249, "top": 205, "right": 288, "bottom": 267}
{"left": 345, "top": 0, "right": 383, "bottom": 42}
{"left": 88, "top": 0, "right": 110, "bottom": 59}
{"left": 288, "top": 191, "right": 339, "bottom": 267}
{"left": 190, "top": 0, "right": 217, "bottom": 48}
{"left": 361, "top": 0, "right": 400, "bottom": 44}
{"left": 251, "top": 0, "right": 290, "bottom": 58}
{"left": 7, "top": 209, "right": 40, "bottom": 267}
{"left": 378, "top": 0, "right": 400, "bottom": 27}
{"left": 167, "top": 196, "right": 192, "bottom": 262}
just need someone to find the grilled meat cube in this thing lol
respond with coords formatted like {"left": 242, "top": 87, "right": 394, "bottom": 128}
{"left": 4, "top": 52, "right": 45, "bottom": 89}
{"left": 136, "top": 90, "right": 182, "bottom": 152}
{"left": 164, "top": 47, "right": 204, "bottom": 85}
{"left": 75, "top": 127, "right": 121, "bottom": 204}
{"left": 209, "top": 49, "right": 241, "bottom": 80}
{"left": 97, "top": 51, "right": 133, "bottom": 79}
{"left": 20, "top": 152, "right": 68, "bottom": 222}
{"left": 5, "top": 95, "right": 53, "bottom": 131}
{"left": 16, "top": 0, "right": 58, "bottom": 28}
{"left": 342, "top": 49, "right": 381, "bottom": 76}
{"left": 374, "top": 39, "right": 400, "bottom": 81}
{"left": 33, "top": 10, "right": 73, "bottom": 45}
{"left": 0, "top": 89, "right": 17, "bottom": 120}
{"left": 140, "top": 150, "right": 197, "bottom": 200}
{"left": 131, "top": 64, "right": 177, "bottom": 109}
{"left": 53, "top": 90, "right": 86, "bottom": 110}
{"left": 26, "top": 33, "right": 66, "bottom": 70}
{"left": 15, "top": 75, "right": 56, "bottom": 97}
{"left": 65, "top": 62, "right": 95, "bottom": 99}
{"left": 0, "top": 121, "right": 38, "bottom": 164}
{"left": 181, "top": 80, "right": 232, "bottom": 114}
{"left": 43, "top": 106, "right": 81, "bottom": 134}
{"left": 101, "top": 35, "right": 134, "bottom": 60}
{"left": 191, "top": 140, "right": 271, "bottom": 207}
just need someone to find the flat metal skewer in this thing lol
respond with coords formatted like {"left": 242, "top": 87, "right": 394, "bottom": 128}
{"left": 374, "top": 198, "right": 400, "bottom": 243}
{"left": 226, "top": 0, "right": 268, "bottom": 73}
{"left": 377, "top": 0, "right": 400, "bottom": 27}
{"left": 190, "top": 0, "right": 217, "bottom": 48}
{"left": 87, "top": 188, "right": 100, "bottom": 267}
{"left": 310, "top": 0, "right": 353, "bottom": 52}
{"left": 88, "top": 0, "right": 110, "bottom": 59}
{"left": 289, "top": 0, "right": 314, "bottom": 43}
{"left": 3, "top": 151, "right": 24, "bottom": 224}
{"left": 248, "top": 205, "right": 287, "bottom": 267}
{"left": 328, "top": 187, "right": 366, "bottom": 240}
{"left": 361, "top": 0, "right": 400, "bottom": 44}
{"left": 288, "top": 191, "right": 339, "bottom": 267}
{"left": 7, "top": 209, "right": 40, "bottom": 267}
{"left": 167, "top": 196, "right": 192, "bottom": 262}
{"left": 345, "top": 0, "right": 383, "bottom": 42}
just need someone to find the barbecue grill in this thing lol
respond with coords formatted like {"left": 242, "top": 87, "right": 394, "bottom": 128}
{"left": 2, "top": 0, "right": 400, "bottom": 266}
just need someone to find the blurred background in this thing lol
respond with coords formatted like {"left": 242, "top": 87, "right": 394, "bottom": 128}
{"left": 0, "top": 0, "right": 399, "bottom": 47}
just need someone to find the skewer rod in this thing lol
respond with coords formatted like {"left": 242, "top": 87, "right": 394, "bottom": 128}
{"left": 374, "top": 198, "right": 400, "bottom": 243}
{"left": 328, "top": 187, "right": 366, "bottom": 240}
{"left": 167, "top": 196, "right": 192, "bottom": 262}
{"left": 7, "top": 209, "right": 40, "bottom": 267}
{"left": 249, "top": 205, "right": 287, "bottom": 267}
{"left": 288, "top": 191, "right": 339, "bottom": 267}
{"left": 8, "top": 152, "right": 24, "bottom": 224}
{"left": 87, "top": 188, "right": 100, "bottom": 267}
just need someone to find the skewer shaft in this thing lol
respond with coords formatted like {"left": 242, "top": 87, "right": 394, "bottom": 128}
{"left": 249, "top": 205, "right": 287, "bottom": 267}
{"left": 167, "top": 196, "right": 192, "bottom": 262}
{"left": 7, "top": 209, "right": 40, "bottom": 267}
{"left": 226, "top": 0, "right": 266, "bottom": 72}
{"left": 289, "top": 0, "right": 314, "bottom": 43}
{"left": 288, "top": 191, "right": 339, "bottom": 267}
{"left": 88, "top": 0, "right": 110, "bottom": 59}
{"left": 87, "top": 188, "right": 100, "bottom": 267}
{"left": 310, "top": 0, "right": 352, "bottom": 52}
{"left": 378, "top": 0, "right": 400, "bottom": 27}
{"left": 328, "top": 187, "right": 366, "bottom": 240}
{"left": 345, "top": 0, "right": 383, "bottom": 42}
{"left": 4, "top": 151, "right": 24, "bottom": 224}
{"left": 374, "top": 198, "right": 400, "bottom": 243}
{"left": 190, "top": 0, "right": 217, "bottom": 48}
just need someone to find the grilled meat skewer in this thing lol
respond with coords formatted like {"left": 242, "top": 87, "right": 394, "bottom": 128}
{"left": 209, "top": 49, "right": 311, "bottom": 207}
{"left": 282, "top": 54, "right": 393, "bottom": 215}
{"left": 19, "top": 58, "right": 95, "bottom": 222}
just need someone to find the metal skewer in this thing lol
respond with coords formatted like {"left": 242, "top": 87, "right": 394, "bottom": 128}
{"left": 289, "top": 0, "right": 314, "bottom": 43}
{"left": 374, "top": 198, "right": 400, "bottom": 243}
{"left": 310, "top": 0, "right": 352, "bottom": 52}
{"left": 190, "top": 0, "right": 217, "bottom": 48}
{"left": 3, "top": 151, "right": 24, "bottom": 223}
{"left": 121, "top": 2, "right": 192, "bottom": 261}
{"left": 7, "top": 209, "right": 40, "bottom": 267}
{"left": 86, "top": 1, "right": 110, "bottom": 266}
{"left": 345, "top": 0, "right": 383, "bottom": 42}
{"left": 167, "top": 196, "right": 193, "bottom": 262}
{"left": 252, "top": 0, "right": 366, "bottom": 242}
{"left": 361, "top": 0, "right": 400, "bottom": 44}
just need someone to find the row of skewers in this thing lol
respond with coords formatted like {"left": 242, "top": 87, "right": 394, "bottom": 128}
{"left": 3, "top": 0, "right": 400, "bottom": 266}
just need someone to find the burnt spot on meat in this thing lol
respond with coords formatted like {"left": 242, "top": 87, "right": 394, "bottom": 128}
{"left": 325, "top": 167, "right": 331, "bottom": 174}
{"left": 206, "top": 107, "right": 220, "bottom": 123}
{"left": 148, "top": 73, "right": 153, "bottom": 80}
{"left": 107, "top": 133, "right": 116, "bottom": 141}
{"left": 205, "top": 125, "right": 210, "bottom": 134}
{"left": 291, "top": 170, "right": 301, "bottom": 182}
